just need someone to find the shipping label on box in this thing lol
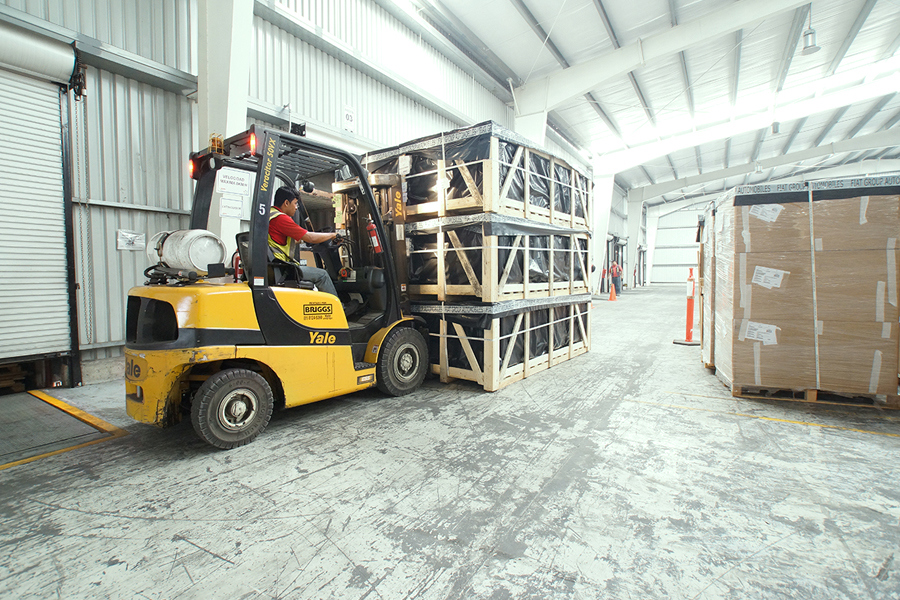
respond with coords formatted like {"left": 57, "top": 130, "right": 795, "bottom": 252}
{"left": 752, "top": 266, "right": 788, "bottom": 289}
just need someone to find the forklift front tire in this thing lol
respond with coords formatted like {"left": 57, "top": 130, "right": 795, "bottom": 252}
{"left": 377, "top": 327, "right": 428, "bottom": 397}
{"left": 191, "top": 369, "right": 274, "bottom": 449}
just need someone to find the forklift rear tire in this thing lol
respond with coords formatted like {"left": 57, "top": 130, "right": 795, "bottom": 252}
{"left": 191, "top": 369, "right": 274, "bottom": 449}
{"left": 377, "top": 327, "right": 428, "bottom": 396}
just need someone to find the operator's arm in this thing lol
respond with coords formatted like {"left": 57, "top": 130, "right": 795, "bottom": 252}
{"left": 301, "top": 231, "right": 338, "bottom": 245}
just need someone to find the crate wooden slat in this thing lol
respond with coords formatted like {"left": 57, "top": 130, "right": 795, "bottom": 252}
{"left": 412, "top": 294, "right": 591, "bottom": 392}
{"left": 404, "top": 214, "right": 591, "bottom": 303}
{"left": 364, "top": 121, "right": 591, "bottom": 229}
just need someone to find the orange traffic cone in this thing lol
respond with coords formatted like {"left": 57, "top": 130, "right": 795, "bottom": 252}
{"left": 609, "top": 284, "right": 617, "bottom": 301}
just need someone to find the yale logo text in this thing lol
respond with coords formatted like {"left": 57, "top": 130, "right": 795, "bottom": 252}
{"left": 309, "top": 332, "right": 337, "bottom": 344}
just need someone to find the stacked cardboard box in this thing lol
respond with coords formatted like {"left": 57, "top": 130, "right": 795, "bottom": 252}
{"left": 358, "top": 122, "right": 593, "bottom": 391}
{"left": 708, "top": 178, "right": 900, "bottom": 396}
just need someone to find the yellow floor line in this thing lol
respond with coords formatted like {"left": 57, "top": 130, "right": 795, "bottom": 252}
{"left": 0, "top": 391, "right": 129, "bottom": 471}
{"left": 626, "top": 398, "right": 900, "bottom": 439}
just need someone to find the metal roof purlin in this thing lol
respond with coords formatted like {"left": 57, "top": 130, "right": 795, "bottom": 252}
{"left": 846, "top": 94, "right": 897, "bottom": 139}
{"left": 775, "top": 5, "right": 809, "bottom": 93}
{"left": 813, "top": 106, "right": 850, "bottom": 146}
{"left": 826, "top": 0, "right": 878, "bottom": 77}
{"left": 592, "top": 0, "right": 657, "bottom": 127}
{"left": 731, "top": 30, "right": 742, "bottom": 109}
{"left": 782, "top": 117, "right": 807, "bottom": 155}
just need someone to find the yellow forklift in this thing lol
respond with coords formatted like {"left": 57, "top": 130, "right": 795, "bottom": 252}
{"left": 125, "top": 125, "right": 428, "bottom": 448}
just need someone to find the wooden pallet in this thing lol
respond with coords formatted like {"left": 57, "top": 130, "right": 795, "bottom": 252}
{"left": 0, "top": 364, "right": 27, "bottom": 393}
{"left": 731, "top": 384, "right": 900, "bottom": 408}
{"left": 404, "top": 215, "right": 590, "bottom": 303}
{"left": 413, "top": 295, "right": 591, "bottom": 392}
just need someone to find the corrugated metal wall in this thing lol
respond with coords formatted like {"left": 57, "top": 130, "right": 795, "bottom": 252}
{"left": 70, "top": 67, "right": 195, "bottom": 360}
{"left": 651, "top": 204, "right": 705, "bottom": 283}
{"left": 266, "top": 0, "right": 511, "bottom": 138}
{"left": 0, "top": 0, "right": 195, "bottom": 72}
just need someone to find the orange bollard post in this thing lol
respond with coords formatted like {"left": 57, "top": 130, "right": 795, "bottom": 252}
{"left": 674, "top": 267, "right": 700, "bottom": 346}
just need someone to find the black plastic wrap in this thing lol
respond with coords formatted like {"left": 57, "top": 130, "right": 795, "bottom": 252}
{"left": 574, "top": 174, "right": 587, "bottom": 218}
{"left": 447, "top": 228, "right": 483, "bottom": 286}
{"left": 408, "top": 238, "right": 438, "bottom": 284}
{"left": 443, "top": 135, "right": 491, "bottom": 163}
{"left": 553, "top": 306, "right": 570, "bottom": 349}
{"left": 406, "top": 153, "right": 440, "bottom": 205}
{"left": 575, "top": 237, "right": 589, "bottom": 281}
{"left": 528, "top": 236, "right": 550, "bottom": 283}
{"left": 447, "top": 162, "right": 484, "bottom": 200}
{"left": 367, "top": 156, "right": 399, "bottom": 175}
{"left": 554, "top": 164, "right": 571, "bottom": 214}
{"left": 420, "top": 313, "right": 486, "bottom": 370}
{"left": 573, "top": 303, "right": 587, "bottom": 344}
{"left": 553, "top": 236, "right": 570, "bottom": 282}
{"left": 498, "top": 235, "right": 523, "bottom": 285}
{"left": 498, "top": 140, "right": 525, "bottom": 202}
{"left": 529, "top": 308, "right": 550, "bottom": 359}
{"left": 407, "top": 228, "right": 484, "bottom": 286}
{"left": 529, "top": 153, "right": 551, "bottom": 209}
{"left": 500, "top": 314, "right": 525, "bottom": 368}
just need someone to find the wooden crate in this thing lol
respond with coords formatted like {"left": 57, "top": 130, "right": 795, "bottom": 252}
{"left": 403, "top": 214, "right": 590, "bottom": 303}
{"left": 412, "top": 294, "right": 591, "bottom": 392}
{"left": 363, "top": 121, "right": 591, "bottom": 228}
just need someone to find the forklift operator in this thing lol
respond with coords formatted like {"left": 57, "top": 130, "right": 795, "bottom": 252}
{"left": 268, "top": 186, "right": 339, "bottom": 297}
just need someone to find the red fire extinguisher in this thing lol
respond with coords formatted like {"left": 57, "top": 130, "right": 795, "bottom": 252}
{"left": 232, "top": 252, "right": 243, "bottom": 282}
{"left": 366, "top": 219, "right": 382, "bottom": 254}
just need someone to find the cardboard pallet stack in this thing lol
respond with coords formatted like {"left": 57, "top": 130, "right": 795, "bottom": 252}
{"left": 700, "top": 177, "right": 900, "bottom": 399}
{"left": 361, "top": 121, "right": 592, "bottom": 391}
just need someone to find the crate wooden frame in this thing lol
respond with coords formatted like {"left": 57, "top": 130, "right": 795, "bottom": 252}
{"left": 412, "top": 295, "right": 591, "bottom": 392}
{"left": 404, "top": 215, "right": 591, "bottom": 303}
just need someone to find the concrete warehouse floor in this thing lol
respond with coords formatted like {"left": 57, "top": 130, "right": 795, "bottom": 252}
{"left": 2, "top": 285, "right": 900, "bottom": 599}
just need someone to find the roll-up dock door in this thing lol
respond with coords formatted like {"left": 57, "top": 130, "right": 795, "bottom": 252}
{"left": 0, "top": 20, "right": 75, "bottom": 365}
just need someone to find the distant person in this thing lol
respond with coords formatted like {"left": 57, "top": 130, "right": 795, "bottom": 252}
{"left": 610, "top": 261, "right": 622, "bottom": 295}
{"left": 268, "top": 186, "right": 338, "bottom": 297}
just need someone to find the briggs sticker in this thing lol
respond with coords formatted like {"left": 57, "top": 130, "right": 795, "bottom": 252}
{"left": 303, "top": 302, "right": 333, "bottom": 320}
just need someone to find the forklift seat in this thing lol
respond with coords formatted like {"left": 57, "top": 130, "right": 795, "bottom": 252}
{"left": 235, "top": 231, "right": 314, "bottom": 289}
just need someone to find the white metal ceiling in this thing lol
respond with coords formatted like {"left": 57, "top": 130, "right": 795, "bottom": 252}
{"left": 406, "top": 0, "right": 900, "bottom": 205}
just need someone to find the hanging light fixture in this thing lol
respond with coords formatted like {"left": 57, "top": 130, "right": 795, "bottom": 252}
{"left": 801, "top": 6, "right": 821, "bottom": 55}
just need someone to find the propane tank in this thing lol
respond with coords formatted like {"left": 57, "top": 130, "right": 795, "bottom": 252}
{"left": 147, "top": 230, "right": 227, "bottom": 273}
{"left": 366, "top": 219, "right": 382, "bottom": 254}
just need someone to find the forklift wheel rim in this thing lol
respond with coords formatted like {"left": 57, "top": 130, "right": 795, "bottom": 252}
{"left": 217, "top": 389, "right": 259, "bottom": 432}
{"left": 393, "top": 342, "right": 420, "bottom": 383}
